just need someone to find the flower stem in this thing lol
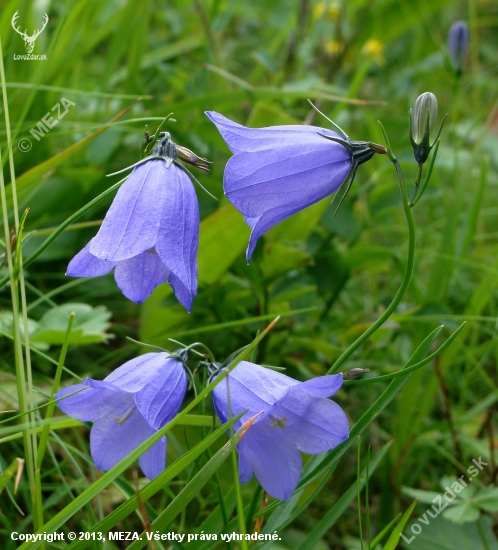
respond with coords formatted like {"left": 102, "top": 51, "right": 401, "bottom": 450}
{"left": 409, "top": 163, "right": 423, "bottom": 205}
{"left": 36, "top": 312, "right": 75, "bottom": 469}
{"left": 328, "top": 122, "right": 416, "bottom": 374}
{"left": 410, "top": 139, "right": 441, "bottom": 207}
{"left": 0, "top": 35, "right": 43, "bottom": 532}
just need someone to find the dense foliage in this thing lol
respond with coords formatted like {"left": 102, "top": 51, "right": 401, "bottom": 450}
{"left": 0, "top": 1, "right": 497, "bottom": 549}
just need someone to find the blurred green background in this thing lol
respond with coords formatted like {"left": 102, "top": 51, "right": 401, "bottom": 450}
{"left": 1, "top": 0, "right": 497, "bottom": 548}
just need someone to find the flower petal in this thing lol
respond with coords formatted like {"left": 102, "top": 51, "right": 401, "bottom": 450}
{"left": 238, "top": 420, "right": 302, "bottom": 501}
{"left": 223, "top": 136, "right": 350, "bottom": 260}
{"left": 55, "top": 379, "right": 130, "bottom": 421}
{"left": 269, "top": 385, "right": 349, "bottom": 454}
{"left": 206, "top": 111, "right": 331, "bottom": 155}
{"left": 138, "top": 436, "right": 167, "bottom": 480}
{"left": 238, "top": 446, "right": 254, "bottom": 484}
{"left": 168, "top": 272, "right": 195, "bottom": 313}
{"left": 212, "top": 361, "right": 298, "bottom": 427}
{"left": 90, "top": 405, "right": 164, "bottom": 478}
{"left": 155, "top": 164, "right": 199, "bottom": 312}
{"left": 105, "top": 352, "right": 173, "bottom": 393}
{"left": 300, "top": 373, "right": 343, "bottom": 398}
{"left": 135, "top": 358, "right": 187, "bottom": 430}
{"left": 66, "top": 240, "right": 116, "bottom": 277}
{"left": 114, "top": 250, "right": 170, "bottom": 303}
{"left": 90, "top": 160, "right": 169, "bottom": 261}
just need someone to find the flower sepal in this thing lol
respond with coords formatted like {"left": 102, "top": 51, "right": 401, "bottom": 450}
{"left": 109, "top": 132, "right": 211, "bottom": 177}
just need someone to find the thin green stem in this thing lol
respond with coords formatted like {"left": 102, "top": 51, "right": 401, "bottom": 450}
{"left": 226, "top": 376, "right": 248, "bottom": 549}
{"left": 344, "top": 322, "right": 466, "bottom": 385}
{"left": 328, "top": 123, "right": 416, "bottom": 374}
{"left": 411, "top": 139, "right": 441, "bottom": 207}
{"left": 0, "top": 327, "right": 81, "bottom": 379}
{"left": 366, "top": 446, "right": 371, "bottom": 550}
{"left": 29, "top": 220, "right": 102, "bottom": 237}
{"left": 36, "top": 312, "right": 75, "bottom": 468}
{"left": 357, "top": 435, "right": 364, "bottom": 550}
{"left": 17, "top": 210, "right": 44, "bottom": 530}
{"left": 0, "top": 35, "right": 42, "bottom": 531}
{"left": 0, "top": 387, "right": 86, "bottom": 427}
{"left": 409, "top": 163, "right": 423, "bottom": 204}
{"left": 26, "top": 278, "right": 89, "bottom": 312}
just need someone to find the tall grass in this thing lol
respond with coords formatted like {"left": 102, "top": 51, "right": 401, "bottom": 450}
{"left": 0, "top": 1, "right": 497, "bottom": 549}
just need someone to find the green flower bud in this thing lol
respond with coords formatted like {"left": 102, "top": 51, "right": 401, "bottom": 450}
{"left": 410, "top": 92, "right": 438, "bottom": 164}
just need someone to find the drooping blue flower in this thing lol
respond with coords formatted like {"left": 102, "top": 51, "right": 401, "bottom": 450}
{"left": 206, "top": 110, "right": 384, "bottom": 262}
{"left": 67, "top": 133, "right": 202, "bottom": 311}
{"left": 211, "top": 361, "right": 349, "bottom": 501}
{"left": 55, "top": 352, "right": 187, "bottom": 480}
{"left": 447, "top": 21, "right": 469, "bottom": 74}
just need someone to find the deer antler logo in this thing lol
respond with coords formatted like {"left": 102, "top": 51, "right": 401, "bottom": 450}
{"left": 11, "top": 11, "right": 49, "bottom": 54}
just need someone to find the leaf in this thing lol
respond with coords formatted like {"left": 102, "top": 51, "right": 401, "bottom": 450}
{"left": 443, "top": 503, "right": 480, "bottom": 523}
{"left": 31, "top": 303, "right": 112, "bottom": 345}
{"left": 473, "top": 486, "right": 498, "bottom": 512}
{"left": 440, "top": 475, "right": 476, "bottom": 501}
{"left": 402, "top": 487, "right": 442, "bottom": 505}
{"left": 0, "top": 310, "right": 41, "bottom": 340}
{"left": 269, "top": 197, "right": 332, "bottom": 244}
{"left": 0, "top": 458, "right": 23, "bottom": 494}
{"left": 198, "top": 204, "right": 249, "bottom": 285}
{"left": 383, "top": 499, "right": 418, "bottom": 550}
{"left": 260, "top": 243, "right": 312, "bottom": 282}
{"left": 344, "top": 245, "right": 398, "bottom": 270}
{"left": 401, "top": 516, "right": 497, "bottom": 550}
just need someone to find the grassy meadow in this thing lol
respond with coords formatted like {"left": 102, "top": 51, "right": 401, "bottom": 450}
{"left": 0, "top": 0, "right": 497, "bottom": 548}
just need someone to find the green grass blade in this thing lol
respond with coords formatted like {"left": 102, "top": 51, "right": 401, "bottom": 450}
{"left": 301, "top": 325, "right": 448, "bottom": 488}
{"left": 295, "top": 441, "right": 392, "bottom": 550}
{"left": 0, "top": 458, "right": 23, "bottom": 494}
{"left": 36, "top": 312, "right": 75, "bottom": 468}
{"left": 344, "top": 323, "right": 466, "bottom": 385}
{"left": 121, "top": 419, "right": 254, "bottom": 550}
{"left": 17, "top": 319, "right": 278, "bottom": 549}
{"left": 11, "top": 100, "right": 139, "bottom": 208}
{"left": 65, "top": 414, "right": 242, "bottom": 550}
{"left": 382, "top": 499, "right": 418, "bottom": 550}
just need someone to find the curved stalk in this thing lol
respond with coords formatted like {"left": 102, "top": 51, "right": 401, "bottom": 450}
{"left": 328, "top": 122, "right": 416, "bottom": 374}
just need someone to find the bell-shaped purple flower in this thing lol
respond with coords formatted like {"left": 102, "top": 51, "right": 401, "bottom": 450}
{"left": 211, "top": 361, "right": 349, "bottom": 501}
{"left": 206, "top": 111, "right": 381, "bottom": 262}
{"left": 448, "top": 21, "right": 469, "bottom": 74}
{"left": 67, "top": 135, "right": 200, "bottom": 311}
{"left": 55, "top": 352, "right": 187, "bottom": 480}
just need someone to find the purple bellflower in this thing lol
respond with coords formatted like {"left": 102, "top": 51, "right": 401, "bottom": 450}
{"left": 67, "top": 132, "right": 209, "bottom": 311}
{"left": 211, "top": 361, "right": 349, "bottom": 501}
{"left": 206, "top": 110, "right": 385, "bottom": 262}
{"left": 448, "top": 21, "right": 469, "bottom": 74}
{"left": 55, "top": 352, "right": 187, "bottom": 480}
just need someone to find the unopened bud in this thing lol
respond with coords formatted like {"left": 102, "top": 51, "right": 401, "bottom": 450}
{"left": 346, "top": 368, "right": 370, "bottom": 378}
{"left": 448, "top": 21, "right": 469, "bottom": 75}
{"left": 176, "top": 144, "right": 212, "bottom": 172}
{"left": 410, "top": 92, "right": 438, "bottom": 164}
